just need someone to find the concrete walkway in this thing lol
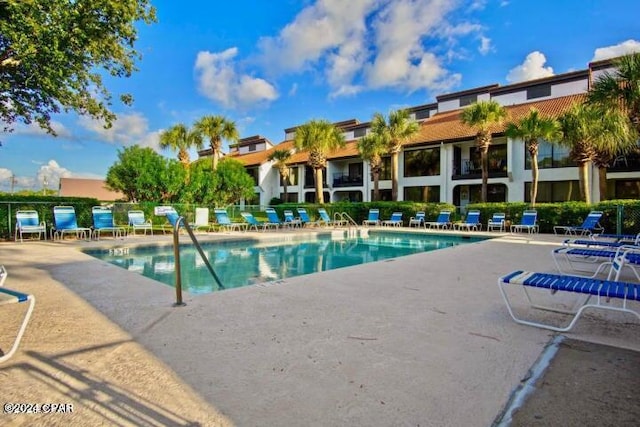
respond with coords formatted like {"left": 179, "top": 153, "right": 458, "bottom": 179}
{"left": 1, "top": 230, "right": 638, "bottom": 426}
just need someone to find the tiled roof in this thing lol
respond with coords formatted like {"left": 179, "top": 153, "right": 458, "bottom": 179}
{"left": 227, "top": 93, "right": 587, "bottom": 165}
{"left": 407, "top": 93, "right": 586, "bottom": 146}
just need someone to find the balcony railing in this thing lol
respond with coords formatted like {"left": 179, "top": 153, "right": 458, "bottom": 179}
{"left": 332, "top": 173, "right": 364, "bottom": 188}
{"left": 452, "top": 159, "right": 508, "bottom": 180}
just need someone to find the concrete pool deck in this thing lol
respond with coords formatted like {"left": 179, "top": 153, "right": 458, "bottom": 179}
{"left": 0, "top": 229, "right": 638, "bottom": 426}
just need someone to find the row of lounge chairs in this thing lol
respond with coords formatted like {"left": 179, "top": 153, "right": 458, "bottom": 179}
{"left": 498, "top": 230, "right": 640, "bottom": 332}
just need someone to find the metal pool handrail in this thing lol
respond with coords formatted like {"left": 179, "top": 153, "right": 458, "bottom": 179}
{"left": 172, "top": 215, "right": 224, "bottom": 306}
{"left": 337, "top": 212, "right": 359, "bottom": 228}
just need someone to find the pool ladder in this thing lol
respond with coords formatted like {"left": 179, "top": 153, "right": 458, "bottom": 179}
{"left": 171, "top": 216, "right": 224, "bottom": 306}
{"left": 335, "top": 212, "right": 359, "bottom": 238}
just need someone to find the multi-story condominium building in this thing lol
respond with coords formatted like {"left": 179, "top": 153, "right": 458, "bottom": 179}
{"left": 199, "top": 58, "right": 640, "bottom": 209}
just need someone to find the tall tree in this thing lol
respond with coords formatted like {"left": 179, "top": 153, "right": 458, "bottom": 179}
{"left": 159, "top": 124, "right": 203, "bottom": 166}
{"left": 357, "top": 130, "right": 388, "bottom": 201}
{"left": 106, "top": 145, "right": 183, "bottom": 203}
{"left": 505, "top": 108, "right": 561, "bottom": 206}
{"left": 293, "top": 120, "right": 346, "bottom": 204}
{"left": 0, "top": 0, "right": 156, "bottom": 138}
{"left": 365, "top": 110, "right": 419, "bottom": 201}
{"left": 588, "top": 52, "right": 640, "bottom": 133}
{"left": 268, "top": 149, "right": 293, "bottom": 202}
{"left": 194, "top": 115, "right": 239, "bottom": 170}
{"left": 556, "top": 103, "right": 598, "bottom": 203}
{"left": 588, "top": 107, "right": 636, "bottom": 200}
{"left": 461, "top": 100, "right": 507, "bottom": 202}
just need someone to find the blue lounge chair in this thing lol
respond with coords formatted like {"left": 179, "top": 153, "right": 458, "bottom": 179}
{"left": 15, "top": 210, "right": 47, "bottom": 242}
{"left": 0, "top": 266, "right": 36, "bottom": 363}
{"left": 553, "top": 211, "right": 604, "bottom": 236}
{"left": 92, "top": 206, "right": 126, "bottom": 239}
{"left": 240, "top": 212, "right": 273, "bottom": 231}
{"left": 52, "top": 206, "right": 92, "bottom": 240}
{"left": 510, "top": 210, "right": 538, "bottom": 234}
{"left": 487, "top": 213, "right": 506, "bottom": 232}
{"left": 283, "top": 210, "right": 302, "bottom": 228}
{"left": 454, "top": 210, "right": 481, "bottom": 231}
{"left": 425, "top": 211, "right": 451, "bottom": 229}
{"left": 128, "top": 210, "right": 153, "bottom": 235}
{"left": 265, "top": 208, "right": 283, "bottom": 229}
{"left": 552, "top": 244, "right": 640, "bottom": 278}
{"left": 498, "top": 246, "right": 640, "bottom": 332}
{"left": 297, "top": 208, "right": 320, "bottom": 227}
{"left": 409, "top": 212, "right": 425, "bottom": 228}
{"left": 362, "top": 209, "right": 380, "bottom": 227}
{"left": 214, "top": 208, "right": 245, "bottom": 232}
{"left": 382, "top": 212, "right": 403, "bottom": 227}
{"left": 317, "top": 208, "right": 346, "bottom": 227}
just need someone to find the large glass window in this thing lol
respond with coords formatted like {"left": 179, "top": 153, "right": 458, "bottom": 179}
{"left": 610, "top": 179, "right": 640, "bottom": 199}
{"left": 280, "top": 192, "right": 298, "bottom": 203}
{"left": 279, "top": 167, "right": 298, "bottom": 186}
{"left": 525, "top": 141, "right": 574, "bottom": 169}
{"left": 404, "top": 186, "right": 440, "bottom": 202}
{"left": 304, "top": 166, "right": 326, "bottom": 188}
{"left": 404, "top": 147, "right": 440, "bottom": 177}
{"left": 379, "top": 157, "right": 391, "bottom": 180}
{"left": 245, "top": 167, "right": 259, "bottom": 185}
{"left": 524, "top": 180, "right": 580, "bottom": 202}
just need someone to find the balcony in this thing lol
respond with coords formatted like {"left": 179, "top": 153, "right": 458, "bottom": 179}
{"left": 452, "top": 159, "right": 508, "bottom": 180}
{"left": 332, "top": 173, "right": 363, "bottom": 188}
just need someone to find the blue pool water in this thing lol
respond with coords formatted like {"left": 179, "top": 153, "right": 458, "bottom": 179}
{"left": 85, "top": 231, "right": 486, "bottom": 294}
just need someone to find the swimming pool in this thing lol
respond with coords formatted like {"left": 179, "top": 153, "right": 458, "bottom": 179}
{"left": 85, "top": 231, "right": 486, "bottom": 294}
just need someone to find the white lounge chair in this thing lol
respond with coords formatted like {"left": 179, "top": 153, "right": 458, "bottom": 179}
{"left": 425, "top": 211, "right": 451, "bottom": 229}
{"left": 510, "top": 210, "right": 538, "bottom": 234}
{"left": 52, "top": 206, "right": 92, "bottom": 240}
{"left": 15, "top": 210, "right": 47, "bottom": 242}
{"left": 409, "top": 212, "right": 426, "bottom": 228}
{"left": 454, "top": 210, "right": 481, "bottom": 231}
{"left": 382, "top": 212, "right": 403, "bottom": 227}
{"left": 498, "top": 246, "right": 640, "bottom": 332}
{"left": 487, "top": 213, "right": 506, "bottom": 232}
{"left": 128, "top": 210, "right": 153, "bottom": 235}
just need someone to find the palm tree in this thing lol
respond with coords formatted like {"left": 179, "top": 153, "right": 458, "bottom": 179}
{"left": 588, "top": 107, "right": 637, "bottom": 200}
{"left": 268, "top": 149, "right": 293, "bottom": 202}
{"left": 357, "top": 130, "right": 387, "bottom": 201}
{"left": 505, "top": 108, "right": 562, "bottom": 206}
{"left": 366, "top": 110, "right": 419, "bottom": 201}
{"left": 588, "top": 52, "right": 640, "bottom": 133}
{"left": 159, "top": 123, "right": 203, "bottom": 166}
{"left": 293, "top": 119, "right": 346, "bottom": 204}
{"left": 193, "top": 115, "right": 239, "bottom": 170}
{"left": 556, "top": 103, "right": 598, "bottom": 203}
{"left": 460, "top": 100, "right": 507, "bottom": 202}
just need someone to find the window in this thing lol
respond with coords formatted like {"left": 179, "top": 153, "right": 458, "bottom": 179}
{"left": 333, "top": 191, "right": 363, "bottom": 202}
{"left": 414, "top": 109, "right": 430, "bottom": 120}
{"left": 280, "top": 167, "right": 298, "bottom": 186}
{"left": 379, "top": 157, "right": 391, "bottom": 180}
{"left": 524, "top": 180, "right": 580, "bottom": 202}
{"left": 304, "top": 166, "right": 326, "bottom": 188}
{"left": 404, "top": 186, "right": 440, "bottom": 202}
{"left": 468, "top": 184, "right": 507, "bottom": 203}
{"left": 248, "top": 144, "right": 257, "bottom": 152}
{"left": 525, "top": 141, "right": 574, "bottom": 169}
{"left": 245, "top": 167, "right": 259, "bottom": 185}
{"left": 304, "top": 191, "right": 330, "bottom": 203}
{"left": 354, "top": 128, "right": 366, "bottom": 138}
{"left": 404, "top": 147, "right": 440, "bottom": 177}
{"left": 526, "top": 84, "right": 551, "bottom": 100}
{"left": 459, "top": 94, "right": 477, "bottom": 107}
{"left": 370, "top": 189, "right": 392, "bottom": 201}
{"left": 611, "top": 179, "right": 640, "bottom": 199}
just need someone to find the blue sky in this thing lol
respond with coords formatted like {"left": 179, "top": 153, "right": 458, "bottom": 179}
{"left": 2, "top": 0, "right": 640, "bottom": 192}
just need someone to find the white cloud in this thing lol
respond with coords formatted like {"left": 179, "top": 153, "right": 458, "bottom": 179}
{"left": 591, "top": 39, "right": 640, "bottom": 62}
{"left": 13, "top": 120, "right": 72, "bottom": 139}
{"left": 256, "top": 0, "right": 481, "bottom": 97}
{"left": 36, "top": 160, "right": 72, "bottom": 189}
{"left": 288, "top": 83, "right": 298, "bottom": 96}
{"left": 194, "top": 48, "right": 278, "bottom": 109}
{"left": 0, "top": 167, "right": 12, "bottom": 182}
{"left": 78, "top": 112, "right": 162, "bottom": 151}
{"left": 506, "top": 51, "right": 554, "bottom": 83}
{"left": 478, "top": 36, "right": 492, "bottom": 55}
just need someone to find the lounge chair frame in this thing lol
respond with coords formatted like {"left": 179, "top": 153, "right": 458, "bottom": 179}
{"left": 498, "top": 247, "right": 640, "bottom": 332}
{"left": 92, "top": 206, "right": 126, "bottom": 240}
{"left": 15, "top": 210, "right": 47, "bottom": 242}
{"left": 362, "top": 209, "right": 380, "bottom": 227}
{"left": 553, "top": 211, "right": 604, "bottom": 236}
{"left": 128, "top": 210, "right": 153, "bottom": 236}
{"left": 454, "top": 210, "right": 481, "bottom": 231}
{"left": 425, "top": 211, "right": 451, "bottom": 230}
{"left": 510, "top": 210, "right": 538, "bottom": 234}
{"left": 487, "top": 213, "right": 505, "bottom": 232}
{"left": 382, "top": 212, "right": 403, "bottom": 227}
{"left": 409, "top": 212, "right": 425, "bottom": 228}
{"left": 52, "top": 206, "right": 92, "bottom": 240}
{"left": 214, "top": 209, "right": 245, "bottom": 232}
{"left": 0, "top": 266, "right": 36, "bottom": 363}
